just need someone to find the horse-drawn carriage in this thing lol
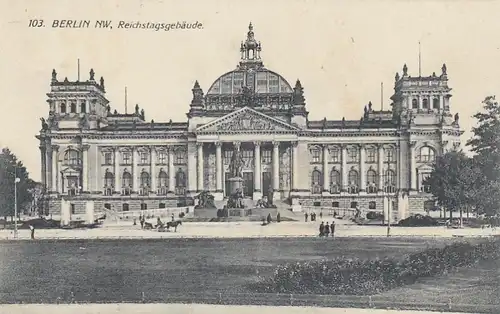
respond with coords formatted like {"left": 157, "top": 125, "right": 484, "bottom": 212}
{"left": 143, "top": 219, "right": 183, "bottom": 232}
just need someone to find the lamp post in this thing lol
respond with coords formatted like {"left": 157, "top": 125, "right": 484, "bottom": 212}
{"left": 14, "top": 177, "right": 20, "bottom": 239}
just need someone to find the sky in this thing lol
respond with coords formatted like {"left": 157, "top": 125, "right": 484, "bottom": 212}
{"left": 0, "top": 0, "right": 499, "bottom": 181}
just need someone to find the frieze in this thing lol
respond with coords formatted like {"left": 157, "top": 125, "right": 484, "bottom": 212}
{"left": 218, "top": 113, "right": 277, "bottom": 131}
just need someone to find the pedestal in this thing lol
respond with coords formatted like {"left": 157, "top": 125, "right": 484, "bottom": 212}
{"left": 86, "top": 200, "right": 95, "bottom": 224}
{"left": 291, "top": 197, "right": 302, "bottom": 212}
{"left": 228, "top": 177, "right": 244, "bottom": 194}
{"left": 60, "top": 199, "right": 71, "bottom": 226}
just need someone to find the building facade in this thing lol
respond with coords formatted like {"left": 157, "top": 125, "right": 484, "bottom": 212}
{"left": 37, "top": 24, "right": 463, "bottom": 221}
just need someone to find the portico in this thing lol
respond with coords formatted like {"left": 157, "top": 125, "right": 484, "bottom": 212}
{"left": 193, "top": 106, "right": 300, "bottom": 202}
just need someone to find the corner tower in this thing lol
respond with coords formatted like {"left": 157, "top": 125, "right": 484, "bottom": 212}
{"left": 44, "top": 68, "right": 109, "bottom": 132}
{"left": 390, "top": 63, "right": 452, "bottom": 126}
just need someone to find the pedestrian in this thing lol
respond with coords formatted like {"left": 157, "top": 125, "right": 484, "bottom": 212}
{"left": 324, "top": 222, "right": 330, "bottom": 237}
{"left": 320, "top": 211, "right": 323, "bottom": 219}
{"left": 311, "top": 212, "right": 316, "bottom": 222}
{"left": 319, "top": 221, "right": 324, "bottom": 237}
{"left": 305, "top": 212, "right": 308, "bottom": 222}
{"left": 29, "top": 225, "right": 35, "bottom": 240}
{"left": 330, "top": 220, "right": 335, "bottom": 238}
{"left": 171, "top": 213, "right": 175, "bottom": 221}
{"left": 267, "top": 213, "right": 272, "bottom": 224}
{"left": 277, "top": 212, "right": 281, "bottom": 223}
{"left": 140, "top": 215, "right": 144, "bottom": 229}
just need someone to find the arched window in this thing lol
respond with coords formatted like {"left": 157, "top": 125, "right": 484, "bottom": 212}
{"left": 158, "top": 170, "right": 168, "bottom": 195}
{"left": 70, "top": 102, "right": 77, "bottom": 113}
{"left": 64, "top": 149, "right": 80, "bottom": 166}
{"left": 175, "top": 169, "right": 186, "bottom": 195}
{"left": 412, "top": 99, "right": 418, "bottom": 109}
{"left": 310, "top": 147, "right": 321, "bottom": 163}
{"left": 433, "top": 98, "right": 440, "bottom": 109}
{"left": 140, "top": 171, "right": 150, "bottom": 195}
{"left": 121, "top": 171, "right": 132, "bottom": 195}
{"left": 348, "top": 170, "right": 359, "bottom": 194}
{"left": 329, "top": 170, "right": 341, "bottom": 194}
{"left": 366, "top": 170, "right": 378, "bottom": 194}
{"left": 422, "top": 98, "right": 429, "bottom": 109}
{"left": 104, "top": 171, "right": 114, "bottom": 196}
{"left": 80, "top": 101, "right": 86, "bottom": 113}
{"left": 60, "top": 102, "right": 67, "bottom": 113}
{"left": 418, "top": 146, "right": 435, "bottom": 163}
{"left": 311, "top": 169, "right": 322, "bottom": 194}
{"left": 384, "top": 170, "right": 397, "bottom": 193}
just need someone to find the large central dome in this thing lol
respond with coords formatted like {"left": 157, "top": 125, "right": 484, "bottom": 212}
{"left": 203, "top": 23, "right": 294, "bottom": 112}
{"left": 207, "top": 68, "right": 292, "bottom": 95}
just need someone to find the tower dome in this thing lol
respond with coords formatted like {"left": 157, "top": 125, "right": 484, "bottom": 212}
{"left": 203, "top": 23, "right": 294, "bottom": 112}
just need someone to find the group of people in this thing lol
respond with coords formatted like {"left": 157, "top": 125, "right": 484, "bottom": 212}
{"left": 319, "top": 221, "right": 335, "bottom": 237}
{"left": 304, "top": 211, "right": 323, "bottom": 222}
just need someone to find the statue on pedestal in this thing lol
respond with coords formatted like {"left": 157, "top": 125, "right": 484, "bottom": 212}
{"left": 228, "top": 144, "right": 244, "bottom": 179}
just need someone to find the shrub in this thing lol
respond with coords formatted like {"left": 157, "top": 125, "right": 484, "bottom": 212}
{"left": 248, "top": 240, "right": 500, "bottom": 295}
{"left": 398, "top": 214, "right": 439, "bottom": 227}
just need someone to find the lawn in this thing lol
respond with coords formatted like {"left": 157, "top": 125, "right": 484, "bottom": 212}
{"left": 0, "top": 236, "right": 493, "bottom": 313}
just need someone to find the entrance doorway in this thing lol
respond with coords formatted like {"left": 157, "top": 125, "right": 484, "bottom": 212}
{"left": 262, "top": 171, "right": 272, "bottom": 198}
{"left": 242, "top": 172, "right": 254, "bottom": 198}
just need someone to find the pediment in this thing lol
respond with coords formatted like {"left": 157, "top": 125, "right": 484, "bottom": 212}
{"left": 60, "top": 166, "right": 81, "bottom": 175}
{"left": 196, "top": 107, "right": 300, "bottom": 133}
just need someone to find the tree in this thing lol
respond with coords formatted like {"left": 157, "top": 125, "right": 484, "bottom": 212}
{"left": 466, "top": 96, "right": 500, "bottom": 216}
{"left": 424, "top": 151, "right": 481, "bottom": 222}
{"left": 0, "top": 148, "right": 35, "bottom": 220}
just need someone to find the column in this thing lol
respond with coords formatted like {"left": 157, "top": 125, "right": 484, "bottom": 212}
{"left": 51, "top": 145, "right": 59, "bottom": 193}
{"left": 39, "top": 146, "right": 46, "bottom": 189}
{"left": 396, "top": 142, "right": 401, "bottom": 189}
{"left": 58, "top": 159, "right": 63, "bottom": 194}
{"left": 168, "top": 146, "right": 176, "bottom": 193}
{"left": 378, "top": 144, "right": 384, "bottom": 191}
{"left": 81, "top": 144, "right": 90, "bottom": 193}
{"left": 253, "top": 141, "right": 261, "bottom": 193}
{"left": 132, "top": 147, "right": 138, "bottom": 193}
{"left": 407, "top": 95, "right": 412, "bottom": 109}
{"left": 418, "top": 95, "right": 423, "bottom": 110}
{"left": 216, "top": 142, "right": 223, "bottom": 192}
{"left": 197, "top": 143, "right": 204, "bottom": 192}
{"left": 150, "top": 146, "right": 157, "bottom": 193}
{"left": 292, "top": 141, "right": 299, "bottom": 191}
{"left": 410, "top": 141, "right": 417, "bottom": 191}
{"left": 272, "top": 141, "right": 280, "bottom": 192}
{"left": 341, "top": 145, "right": 347, "bottom": 191}
{"left": 322, "top": 145, "right": 330, "bottom": 192}
{"left": 113, "top": 147, "right": 120, "bottom": 193}
{"left": 439, "top": 95, "right": 444, "bottom": 111}
{"left": 359, "top": 144, "right": 366, "bottom": 192}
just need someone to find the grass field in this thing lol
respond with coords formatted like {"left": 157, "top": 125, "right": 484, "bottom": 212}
{"left": 0, "top": 237, "right": 495, "bottom": 312}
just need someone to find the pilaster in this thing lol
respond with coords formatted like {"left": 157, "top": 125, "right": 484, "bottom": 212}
{"left": 272, "top": 141, "right": 280, "bottom": 200}
{"left": 113, "top": 147, "right": 120, "bottom": 194}
{"left": 322, "top": 144, "right": 330, "bottom": 194}
{"left": 197, "top": 142, "right": 204, "bottom": 192}
{"left": 51, "top": 145, "right": 59, "bottom": 194}
{"left": 378, "top": 144, "right": 384, "bottom": 191}
{"left": 253, "top": 141, "right": 262, "bottom": 200}
{"left": 81, "top": 144, "right": 90, "bottom": 193}
{"left": 168, "top": 146, "right": 176, "bottom": 194}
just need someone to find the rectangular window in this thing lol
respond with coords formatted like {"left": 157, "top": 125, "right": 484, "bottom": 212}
{"left": 367, "top": 148, "right": 376, "bottom": 163}
{"left": 157, "top": 151, "right": 166, "bottom": 164}
{"left": 140, "top": 152, "right": 149, "bottom": 164}
{"left": 350, "top": 201, "right": 358, "bottom": 209}
{"left": 175, "top": 151, "right": 186, "bottom": 164}
{"left": 122, "top": 203, "right": 129, "bottom": 211}
{"left": 256, "top": 72, "right": 267, "bottom": 93}
{"left": 268, "top": 74, "right": 279, "bottom": 93}
{"left": 332, "top": 201, "right": 339, "bottom": 208}
{"left": 242, "top": 149, "right": 254, "bottom": 167}
{"left": 368, "top": 201, "right": 377, "bottom": 210}
{"left": 122, "top": 152, "right": 131, "bottom": 165}
{"left": 104, "top": 152, "right": 113, "bottom": 165}
{"left": 330, "top": 149, "right": 340, "bottom": 163}
{"left": 140, "top": 203, "right": 147, "bottom": 210}
{"left": 224, "top": 150, "right": 233, "bottom": 165}
{"left": 221, "top": 74, "right": 232, "bottom": 94}
{"left": 385, "top": 149, "right": 395, "bottom": 163}
{"left": 311, "top": 150, "right": 321, "bottom": 163}
{"left": 70, "top": 204, "right": 76, "bottom": 214}
{"left": 348, "top": 148, "right": 359, "bottom": 163}
{"left": 261, "top": 150, "right": 272, "bottom": 164}
{"left": 233, "top": 72, "right": 244, "bottom": 93}
{"left": 313, "top": 201, "right": 321, "bottom": 207}
{"left": 159, "top": 203, "right": 166, "bottom": 209}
